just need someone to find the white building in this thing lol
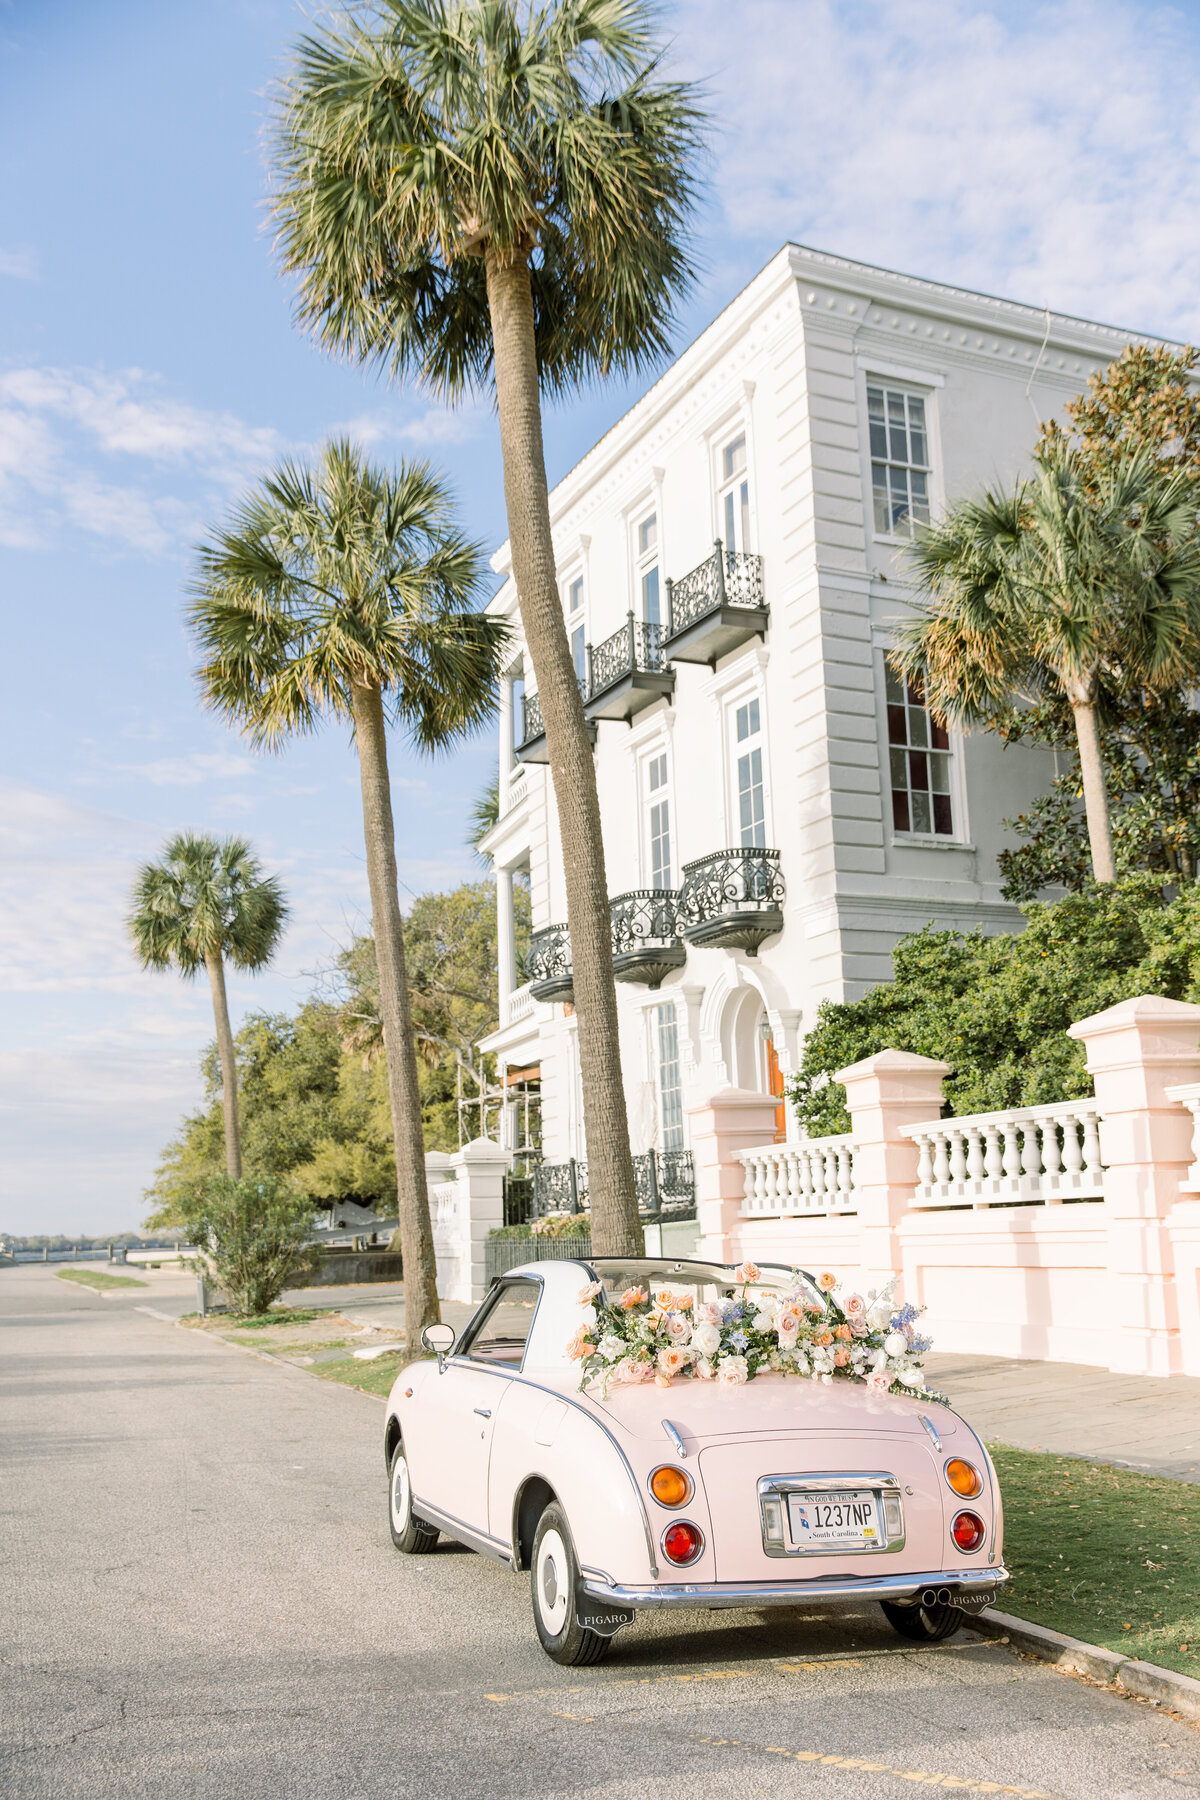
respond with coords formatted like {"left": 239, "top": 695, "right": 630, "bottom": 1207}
{"left": 477, "top": 243, "right": 1166, "bottom": 1223}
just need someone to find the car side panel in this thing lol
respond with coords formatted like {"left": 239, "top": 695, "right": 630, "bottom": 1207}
{"left": 488, "top": 1382, "right": 669, "bottom": 1583}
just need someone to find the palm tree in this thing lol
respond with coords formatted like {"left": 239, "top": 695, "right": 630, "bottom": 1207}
{"left": 270, "top": 0, "right": 704, "bottom": 1257}
{"left": 129, "top": 834, "right": 287, "bottom": 1178}
{"left": 187, "top": 440, "right": 505, "bottom": 1337}
{"left": 893, "top": 445, "right": 1200, "bottom": 883}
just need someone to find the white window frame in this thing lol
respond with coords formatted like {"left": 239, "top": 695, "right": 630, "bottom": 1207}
{"left": 633, "top": 508, "right": 662, "bottom": 631}
{"left": 715, "top": 427, "right": 753, "bottom": 554}
{"left": 858, "top": 370, "right": 942, "bottom": 544}
{"left": 563, "top": 569, "right": 587, "bottom": 690}
{"left": 652, "top": 998, "right": 686, "bottom": 1153}
{"left": 709, "top": 664, "right": 772, "bottom": 849}
{"left": 640, "top": 744, "right": 674, "bottom": 890}
{"left": 876, "top": 648, "right": 970, "bottom": 846}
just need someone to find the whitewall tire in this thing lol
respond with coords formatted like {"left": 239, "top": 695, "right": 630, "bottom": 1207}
{"left": 388, "top": 1442, "right": 439, "bottom": 1555}
{"left": 530, "top": 1501, "right": 611, "bottom": 1666}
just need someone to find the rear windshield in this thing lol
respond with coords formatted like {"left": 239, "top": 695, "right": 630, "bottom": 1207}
{"left": 589, "top": 1259, "right": 825, "bottom": 1314}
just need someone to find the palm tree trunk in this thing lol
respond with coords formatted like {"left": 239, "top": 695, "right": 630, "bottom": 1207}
{"left": 1069, "top": 698, "right": 1117, "bottom": 882}
{"left": 350, "top": 678, "right": 441, "bottom": 1335}
{"left": 204, "top": 950, "right": 242, "bottom": 1178}
{"left": 484, "top": 247, "right": 642, "bottom": 1258}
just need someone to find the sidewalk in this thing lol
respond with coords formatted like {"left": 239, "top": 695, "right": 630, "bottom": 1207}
{"left": 923, "top": 1351, "right": 1200, "bottom": 1483}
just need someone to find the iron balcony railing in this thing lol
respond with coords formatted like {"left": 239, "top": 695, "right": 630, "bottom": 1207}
{"left": 524, "top": 922, "right": 573, "bottom": 1002}
{"left": 587, "top": 614, "right": 667, "bottom": 699}
{"left": 665, "top": 541, "right": 765, "bottom": 640}
{"left": 519, "top": 689, "right": 545, "bottom": 749}
{"left": 608, "top": 889, "right": 685, "bottom": 987}
{"left": 528, "top": 1149, "right": 695, "bottom": 1222}
{"left": 676, "top": 847, "right": 786, "bottom": 956}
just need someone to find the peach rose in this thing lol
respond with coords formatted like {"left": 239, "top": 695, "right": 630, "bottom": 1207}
{"left": 815, "top": 1331, "right": 833, "bottom": 1348}
{"left": 566, "top": 1329, "right": 592, "bottom": 1361}
{"left": 833, "top": 1347, "right": 850, "bottom": 1367}
{"left": 834, "top": 1323, "right": 852, "bottom": 1342}
{"left": 657, "top": 1346, "right": 690, "bottom": 1379}
{"left": 654, "top": 1373, "right": 672, "bottom": 1388}
{"left": 817, "top": 1271, "right": 837, "bottom": 1292}
{"left": 619, "top": 1286, "right": 648, "bottom": 1309}
{"left": 843, "top": 1292, "right": 866, "bottom": 1319}
{"left": 576, "top": 1280, "right": 602, "bottom": 1304}
{"left": 623, "top": 1358, "right": 654, "bottom": 1383}
{"left": 674, "top": 1291, "right": 695, "bottom": 1311}
{"left": 733, "top": 1261, "right": 761, "bottom": 1284}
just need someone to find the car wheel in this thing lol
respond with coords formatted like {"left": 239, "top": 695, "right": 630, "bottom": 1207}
{"left": 530, "top": 1502, "right": 612, "bottom": 1667}
{"left": 388, "top": 1442, "right": 438, "bottom": 1554}
{"left": 879, "top": 1598, "right": 966, "bottom": 1642}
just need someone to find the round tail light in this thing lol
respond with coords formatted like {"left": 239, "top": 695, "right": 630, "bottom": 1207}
{"left": 661, "top": 1521, "right": 704, "bottom": 1566}
{"left": 649, "top": 1465, "right": 693, "bottom": 1508}
{"left": 945, "top": 1458, "right": 982, "bottom": 1498}
{"left": 951, "top": 1510, "right": 986, "bottom": 1553}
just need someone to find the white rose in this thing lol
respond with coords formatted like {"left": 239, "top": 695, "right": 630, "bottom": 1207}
{"left": 752, "top": 1311, "right": 773, "bottom": 1332}
{"left": 883, "top": 1330, "right": 908, "bottom": 1358}
{"left": 665, "top": 1313, "right": 692, "bottom": 1345}
{"left": 867, "top": 1303, "right": 893, "bottom": 1332}
{"left": 693, "top": 1357, "right": 715, "bottom": 1380}
{"left": 898, "top": 1367, "right": 926, "bottom": 1389}
{"left": 717, "top": 1354, "right": 749, "bottom": 1385}
{"left": 691, "top": 1321, "right": 721, "bottom": 1359}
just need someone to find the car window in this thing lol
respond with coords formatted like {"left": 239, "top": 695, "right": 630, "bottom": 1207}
{"left": 459, "top": 1278, "right": 541, "bottom": 1367}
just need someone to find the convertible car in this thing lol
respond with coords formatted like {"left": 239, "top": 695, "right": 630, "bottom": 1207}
{"left": 383, "top": 1257, "right": 1007, "bottom": 1665}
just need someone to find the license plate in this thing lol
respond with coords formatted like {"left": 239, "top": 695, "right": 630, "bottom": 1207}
{"left": 788, "top": 1490, "right": 881, "bottom": 1547}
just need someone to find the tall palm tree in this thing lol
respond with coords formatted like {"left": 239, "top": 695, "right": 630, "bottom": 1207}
{"left": 893, "top": 445, "right": 1200, "bottom": 883}
{"left": 188, "top": 440, "right": 506, "bottom": 1336}
{"left": 129, "top": 834, "right": 287, "bottom": 1178}
{"left": 270, "top": 0, "right": 704, "bottom": 1256}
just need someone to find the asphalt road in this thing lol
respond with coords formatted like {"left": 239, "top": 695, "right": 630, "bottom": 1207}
{"left": 3, "top": 1264, "right": 1198, "bottom": 1800}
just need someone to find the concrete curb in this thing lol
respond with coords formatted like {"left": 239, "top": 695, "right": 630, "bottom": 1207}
{"left": 972, "top": 1607, "right": 1200, "bottom": 1720}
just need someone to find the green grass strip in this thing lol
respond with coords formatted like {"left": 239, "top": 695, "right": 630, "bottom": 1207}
{"left": 56, "top": 1267, "right": 148, "bottom": 1291}
{"left": 313, "top": 1350, "right": 408, "bottom": 1398}
{"left": 990, "top": 1444, "right": 1200, "bottom": 1679}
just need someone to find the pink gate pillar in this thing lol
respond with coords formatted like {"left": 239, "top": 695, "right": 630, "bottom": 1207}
{"left": 835, "top": 1049, "right": 950, "bottom": 1291}
{"left": 1068, "top": 995, "right": 1200, "bottom": 1377}
{"left": 688, "top": 1088, "right": 781, "bottom": 1263}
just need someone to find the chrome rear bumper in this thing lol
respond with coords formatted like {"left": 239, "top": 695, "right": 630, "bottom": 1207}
{"left": 581, "top": 1564, "right": 1008, "bottom": 1612}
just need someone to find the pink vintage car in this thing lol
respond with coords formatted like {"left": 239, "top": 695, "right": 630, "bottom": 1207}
{"left": 384, "top": 1256, "right": 1007, "bottom": 1665}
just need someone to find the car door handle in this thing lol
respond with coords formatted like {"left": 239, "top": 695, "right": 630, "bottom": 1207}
{"left": 473, "top": 1407, "right": 492, "bottom": 1419}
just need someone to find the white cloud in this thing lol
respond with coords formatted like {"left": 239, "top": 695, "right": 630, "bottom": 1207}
{"left": 0, "top": 248, "right": 39, "bottom": 281}
{"left": 679, "top": 0, "right": 1200, "bottom": 341}
{"left": 0, "top": 366, "right": 280, "bottom": 471}
{"left": 126, "top": 750, "right": 257, "bottom": 789}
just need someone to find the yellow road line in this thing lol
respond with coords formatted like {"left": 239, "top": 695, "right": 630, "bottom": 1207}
{"left": 691, "top": 1731, "right": 1078, "bottom": 1797}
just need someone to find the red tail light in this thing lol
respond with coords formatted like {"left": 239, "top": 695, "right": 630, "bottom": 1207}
{"left": 951, "top": 1510, "right": 985, "bottom": 1553}
{"left": 662, "top": 1521, "right": 704, "bottom": 1566}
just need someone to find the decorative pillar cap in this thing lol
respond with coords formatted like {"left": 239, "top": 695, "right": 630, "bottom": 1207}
{"left": 1068, "top": 994, "right": 1200, "bottom": 1041}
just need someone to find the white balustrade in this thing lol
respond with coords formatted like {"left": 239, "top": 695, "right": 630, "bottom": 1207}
{"left": 504, "top": 769, "right": 529, "bottom": 814}
{"left": 506, "top": 982, "right": 536, "bottom": 1025}
{"left": 739, "top": 1135, "right": 856, "bottom": 1217}
{"left": 900, "top": 1100, "right": 1105, "bottom": 1209}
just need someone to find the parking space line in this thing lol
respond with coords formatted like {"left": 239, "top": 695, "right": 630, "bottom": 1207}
{"left": 688, "top": 1731, "right": 1077, "bottom": 1797}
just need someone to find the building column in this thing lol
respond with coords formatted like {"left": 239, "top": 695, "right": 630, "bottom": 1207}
{"left": 497, "top": 865, "right": 516, "bottom": 1015}
{"left": 498, "top": 676, "right": 514, "bottom": 810}
{"left": 835, "top": 1049, "right": 950, "bottom": 1293}
{"left": 1069, "top": 994, "right": 1200, "bottom": 1376}
{"left": 687, "top": 1087, "right": 780, "bottom": 1262}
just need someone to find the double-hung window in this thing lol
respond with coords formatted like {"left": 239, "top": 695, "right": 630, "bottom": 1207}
{"left": 719, "top": 433, "right": 751, "bottom": 552}
{"left": 655, "top": 1001, "right": 684, "bottom": 1152}
{"left": 645, "top": 751, "right": 672, "bottom": 889}
{"left": 868, "top": 385, "right": 931, "bottom": 538}
{"left": 734, "top": 697, "right": 766, "bottom": 847}
{"left": 887, "top": 670, "right": 953, "bottom": 836}
{"left": 636, "top": 514, "right": 661, "bottom": 631}
{"left": 566, "top": 574, "right": 586, "bottom": 691}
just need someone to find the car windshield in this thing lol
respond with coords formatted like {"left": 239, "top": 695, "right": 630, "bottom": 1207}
{"left": 588, "top": 1257, "right": 826, "bottom": 1315}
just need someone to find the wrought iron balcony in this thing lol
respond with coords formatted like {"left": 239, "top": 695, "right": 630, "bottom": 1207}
{"left": 609, "top": 889, "right": 685, "bottom": 989}
{"left": 583, "top": 614, "right": 675, "bottom": 724}
{"left": 524, "top": 922, "right": 573, "bottom": 1003}
{"left": 677, "top": 847, "right": 785, "bottom": 955}
{"left": 664, "top": 541, "right": 768, "bottom": 667}
{"left": 530, "top": 1149, "right": 695, "bottom": 1222}
{"left": 514, "top": 683, "right": 596, "bottom": 764}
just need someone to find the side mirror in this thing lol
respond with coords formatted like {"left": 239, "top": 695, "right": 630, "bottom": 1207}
{"left": 420, "top": 1322, "right": 456, "bottom": 1367}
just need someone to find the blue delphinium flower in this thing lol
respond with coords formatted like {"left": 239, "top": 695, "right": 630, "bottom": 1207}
{"left": 891, "top": 1303, "right": 921, "bottom": 1328}
{"left": 728, "top": 1329, "right": 749, "bottom": 1351}
{"left": 908, "top": 1332, "right": 933, "bottom": 1354}
{"left": 723, "top": 1300, "right": 746, "bottom": 1322}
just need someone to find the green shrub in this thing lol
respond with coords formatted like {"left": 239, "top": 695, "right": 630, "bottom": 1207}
{"left": 489, "top": 1213, "right": 591, "bottom": 1241}
{"left": 180, "top": 1175, "right": 316, "bottom": 1317}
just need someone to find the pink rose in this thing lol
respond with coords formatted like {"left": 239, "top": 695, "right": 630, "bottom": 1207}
{"left": 843, "top": 1292, "right": 866, "bottom": 1319}
{"left": 733, "top": 1261, "right": 761, "bottom": 1284}
{"left": 696, "top": 1302, "right": 723, "bottom": 1326}
{"left": 576, "top": 1280, "right": 602, "bottom": 1304}
{"left": 850, "top": 1315, "right": 870, "bottom": 1338}
{"left": 665, "top": 1313, "right": 692, "bottom": 1344}
{"left": 865, "top": 1368, "right": 892, "bottom": 1395}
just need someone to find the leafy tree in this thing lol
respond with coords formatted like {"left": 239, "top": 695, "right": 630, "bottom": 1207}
{"left": 128, "top": 834, "right": 287, "bottom": 1178}
{"left": 189, "top": 441, "right": 505, "bottom": 1338}
{"left": 790, "top": 878, "right": 1200, "bottom": 1136}
{"left": 270, "top": 0, "right": 704, "bottom": 1256}
{"left": 893, "top": 445, "right": 1200, "bottom": 884}
{"left": 469, "top": 772, "right": 500, "bottom": 858}
{"left": 181, "top": 1174, "right": 316, "bottom": 1317}
{"left": 993, "top": 347, "right": 1200, "bottom": 897}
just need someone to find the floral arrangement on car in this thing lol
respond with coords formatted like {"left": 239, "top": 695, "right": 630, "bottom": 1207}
{"left": 567, "top": 1262, "right": 945, "bottom": 1403}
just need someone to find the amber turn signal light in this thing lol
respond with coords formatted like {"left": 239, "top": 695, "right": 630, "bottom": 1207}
{"left": 951, "top": 1510, "right": 986, "bottom": 1553}
{"left": 649, "top": 1465, "right": 693, "bottom": 1508}
{"left": 944, "top": 1458, "right": 982, "bottom": 1498}
{"left": 661, "top": 1521, "right": 704, "bottom": 1565}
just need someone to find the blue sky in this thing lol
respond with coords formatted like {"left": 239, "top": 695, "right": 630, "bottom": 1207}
{"left": 3, "top": 0, "right": 1200, "bottom": 1234}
